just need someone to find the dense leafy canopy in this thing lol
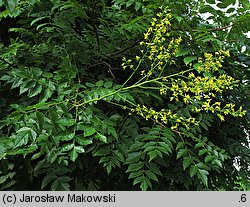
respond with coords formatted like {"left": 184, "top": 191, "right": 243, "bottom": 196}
{"left": 0, "top": 0, "right": 249, "bottom": 190}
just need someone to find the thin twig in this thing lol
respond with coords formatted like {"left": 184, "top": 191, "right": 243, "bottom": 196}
{"left": 88, "top": 60, "right": 118, "bottom": 83}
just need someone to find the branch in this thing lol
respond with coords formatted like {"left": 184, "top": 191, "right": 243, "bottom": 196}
{"left": 106, "top": 38, "right": 143, "bottom": 57}
{"left": 88, "top": 60, "right": 118, "bottom": 83}
{"left": 192, "top": 23, "right": 233, "bottom": 32}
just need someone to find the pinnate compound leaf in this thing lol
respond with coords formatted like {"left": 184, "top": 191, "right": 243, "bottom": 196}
{"left": 198, "top": 149, "right": 208, "bottom": 156}
{"left": 133, "top": 176, "right": 143, "bottom": 185}
{"left": 129, "top": 170, "right": 143, "bottom": 179}
{"left": 140, "top": 178, "right": 149, "bottom": 191}
{"left": 148, "top": 150, "right": 158, "bottom": 162}
{"left": 177, "top": 149, "right": 188, "bottom": 159}
{"left": 58, "top": 119, "right": 75, "bottom": 127}
{"left": 78, "top": 124, "right": 96, "bottom": 137}
{"left": 126, "top": 152, "right": 142, "bottom": 164}
{"left": 145, "top": 162, "right": 162, "bottom": 176}
{"left": 75, "top": 136, "right": 93, "bottom": 146}
{"left": 95, "top": 133, "right": 107, "bottom": 143}
{"left": 70, "top": 149, "right": 78, "bottom": 162}
{"left": 0, "top": 175, "right": 10, "bottom": 185}
{"left": 189, "top": 165, "right": 198, "bottom": 177}
{"left": 197, "top": 169, "right": 209, "bottom": 186}
{"left": 55, "top": 132, "right": 74, "bottom": 141}
{"left": 13, "top": 127, "right": 36, "bottom": 148}
{"left": 135, "top": 2, "right": 142, "bottom": 11}
{"left": 145, "top": 170, "right": 158, "bottom": 182}
{"left": 74, "top": 146, "right": 85, "bottom": 153}
{"left": 60, "top": 143, "right": 74, "bottom": 152}
{"left": 94, "top": 146, "right": 110, "bottom": 156}
{"left": 28, "top": 84, "right": 43, "bottom": 97}
{"left": 126, "top": 162, "right": 144, "bottom": 172}
{"left": 4, "top": 0, "right": 19, "bottom": 12}
{"left": 106, "top": 162, "right": 112, "bottom": 175}
{"left": 205, "top": 155, "right": 214, "bottom": 163}
{"left": 113, "top": 150, "right": 124, "bottom": 162}
{"left": 42, "top": 173, "right": 55, "bottom": 189}
{"left": 183, "top": 157, "right": 193, "bottom": 170}
{"left": 176, "top": 142, "right": 185, "bottom": 150}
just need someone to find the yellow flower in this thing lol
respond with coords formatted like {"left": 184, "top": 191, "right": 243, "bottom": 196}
{"left": 183, "top": 94, "right": 190, "bottom": 104}
{"left": 171, "top": 125, "right": 178, "bottom": 130}
{"left": 144, "top": 32, "right": 149, "bottom": 40}
{"left": 217, "top": 114, "right": 225, "bottom": 121}
{"left": 225, "top": 50, "right": 230, "bottom": 57}
{"left": 162, "top": 76, "right": 167, "bottom": 81}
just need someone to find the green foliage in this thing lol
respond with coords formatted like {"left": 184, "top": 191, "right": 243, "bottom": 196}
{"left": 0, "top": 160, "right": 16, "bottom": 190}
{"left": 0, "top": 0, "right": 249, "bottom": 190}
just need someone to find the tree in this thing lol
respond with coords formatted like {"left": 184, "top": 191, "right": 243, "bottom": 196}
{"left": 0, "top": 0, "right": 249, "bottom": 190}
